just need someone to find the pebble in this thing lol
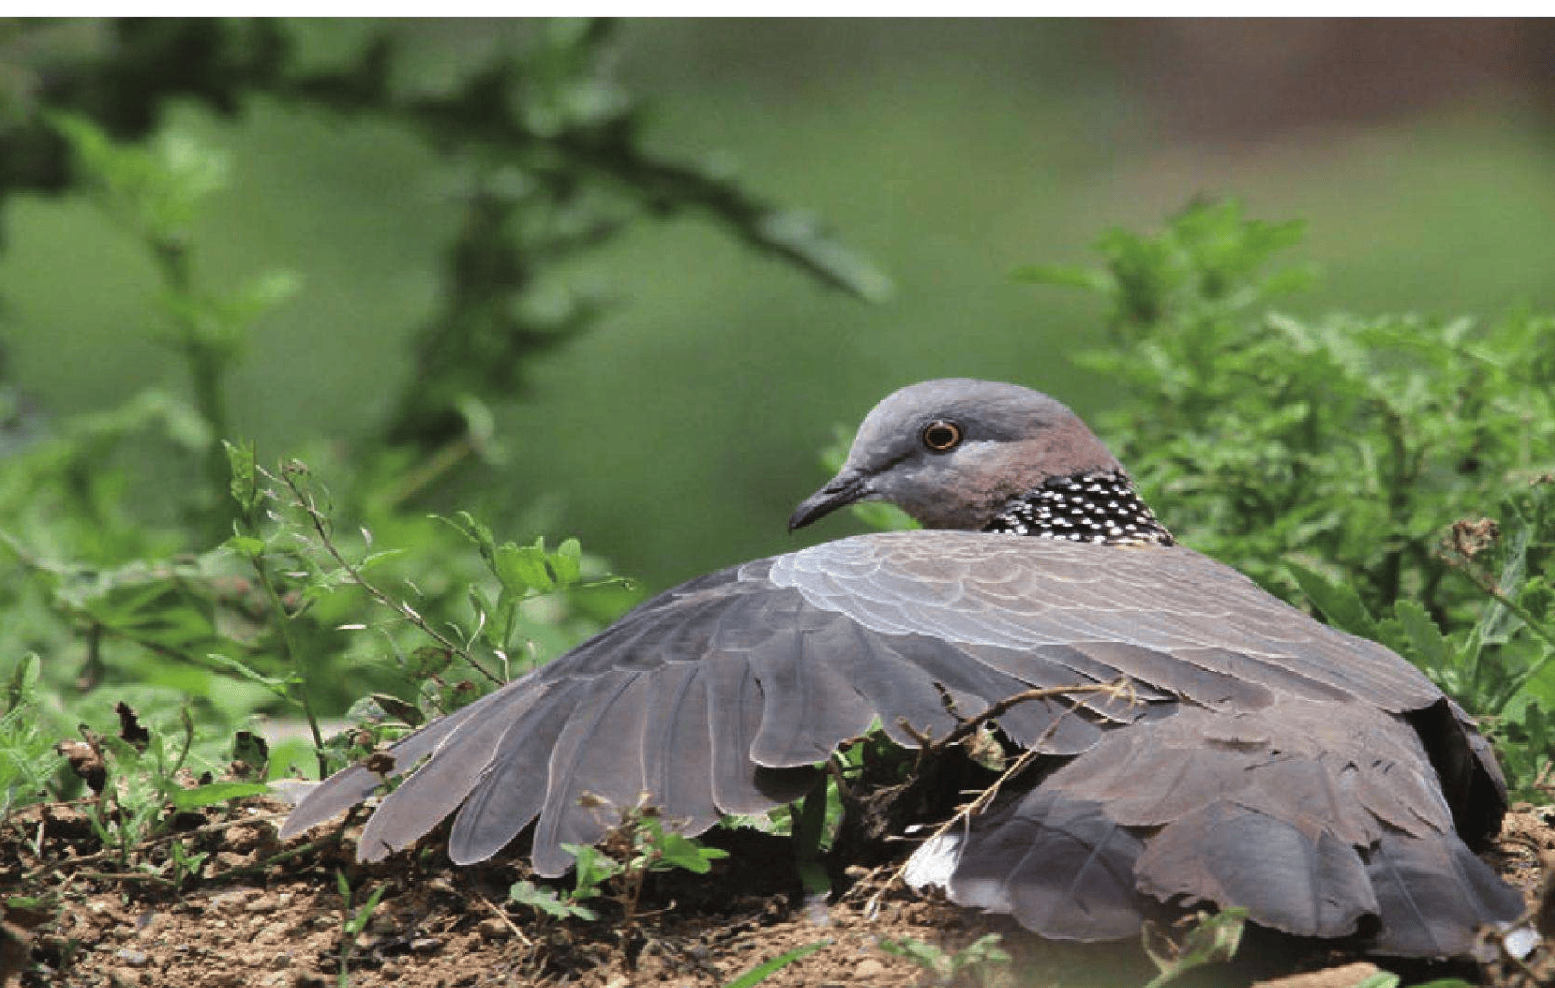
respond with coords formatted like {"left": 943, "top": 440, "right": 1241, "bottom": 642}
{"left": 476, "top": 918, "right": 511, "bottom": 941}
{"left": 853, "top": 958, "right": 885, "bottom": 978}
{"left": 114, "top": 948, "right": 150, "bottom": 966}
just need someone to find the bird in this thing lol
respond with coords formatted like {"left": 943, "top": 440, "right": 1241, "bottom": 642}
{"left": 280, "top": 378, "right": 1523, "bottom": 957}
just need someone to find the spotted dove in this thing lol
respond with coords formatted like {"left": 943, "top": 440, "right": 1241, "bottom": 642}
{"left": 281, "top": 379, "right": 1522, "bottom": 956}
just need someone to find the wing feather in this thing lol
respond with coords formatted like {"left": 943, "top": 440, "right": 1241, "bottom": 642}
{"left": 281, "top": 530, "right": 1513, "bottom": 959}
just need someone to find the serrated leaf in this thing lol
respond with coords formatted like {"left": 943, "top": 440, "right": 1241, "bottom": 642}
{"left": 5, "top": 653, "right": 40, "bottom": 713}
{"left": 1286, "top": 560, "right": 1378, "bottom": 638}
{"left": 1393, "top": 599, "right": 1450, "bottom": 673}
{"left": 223, "top": 439, "right": 261, "bottom": 515}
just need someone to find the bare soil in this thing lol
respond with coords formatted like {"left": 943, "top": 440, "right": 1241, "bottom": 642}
{"left": 4, "top": 792, "right": 1553, "bottom": 988}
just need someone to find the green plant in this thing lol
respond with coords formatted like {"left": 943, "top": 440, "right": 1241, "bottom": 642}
{"left": 508, "top": 878, "right": 599, "bottom": 922}
{"left": 0, "top": 656, "right": 58, "bottom": 824}
{"left": 0, "top": 18, "right": 884, "bottom": 828}
{"left": 334, "top": 871, "right": 388, "bottom": 988}
{"left": 1021, "top": 200, "right": 1555, "bottom": 799}
{"left": 721, "top": 939, "right": 833, "bottom": 988}
{"left": 1140, "top": 908, "right": 1247, "bottom": 988}
{"left": 878, "top": 933, "right": 1012, "bottom": 987}
{"left": 50, "top": 111, "right": 301, "bottom": 546}
{"left": 507, "top": 803, "right": 734, "bottom": 926}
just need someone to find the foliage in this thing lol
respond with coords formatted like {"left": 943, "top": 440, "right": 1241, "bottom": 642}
{"left": 1023, "top": 200, "right": 1555, "bottom": 799}
{"left": 877, "top": 933, "right": 1012, "bottom": 987}
{"left": 720, "top": 939, "right": 833, "bottom": 988}
{"left": 1140, "top": 909, "right": 1247, "bottom": 988}
{"left": 0, "top": 19, "right": 877, "bottom": 826}
{"left": 508, "top": 878, "right": 598, "bottom": 922}
{"left": 508, "top": 807, "right": 731, "bottom": 924}
{"left": 0, "top": 656, "right": 59, "bottom": 821}
{"left": 1, "top": 44, "right": 1548, "bottom": 977}
{"left": 334, "top": 871, "right": 388, "bottom": 988}
{"left": 0, "top": 19, "right": 886, "bottom": 461}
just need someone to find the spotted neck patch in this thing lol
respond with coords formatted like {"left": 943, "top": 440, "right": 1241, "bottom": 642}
{"left": 983, "top": 471, "right": 1173, "bottom": 546}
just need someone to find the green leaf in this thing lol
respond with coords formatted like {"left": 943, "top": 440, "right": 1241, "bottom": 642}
{"left": 223, "top": 439, "right": 261, "bottom": 516}
{"left": 438, "top": 511, "right": 498, "bottom": 562}
{"left": 225, "top": 535, "right": 266, "bottom": 557}
{"left": 169, "top": 781, "right": 270, "bottom": 810}
{"left": 1009, "top": 263, "right": 1114, "bottom": 294}
{"left": 563, "top": 843, "right": 622, "bottom": 897}
{"left": 1143, "top": 908, "right": 1247, "bottom": 988}
{"left": 651, "top": 832, "right": 730, "bottom": 874}
{"left": 722, "top": 939, "right": 832, "bottom": 988}
{"left": 551, "top": 538, "right": 583, "bottom": 586}
{"left": 1392, "top": 599, "right": 1449, "bottom": 673}
{"left": 5, "top": 653, "right": 40, "bottom": 714}
{"left": 346, "top": 884, "right": 388, "bottom": 935}
{"left": 1286, "top": 560, "right": 1378, "bottom": 638}
{"left": 205, "top": 652, "right": 296, "bottom": 697}
{"left": 509, "top": 880, "right": 596, "bottom": 921}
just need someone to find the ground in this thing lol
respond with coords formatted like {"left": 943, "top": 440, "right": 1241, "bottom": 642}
{"left": 4, "top": 788, "right": 1553, "bottom": 988}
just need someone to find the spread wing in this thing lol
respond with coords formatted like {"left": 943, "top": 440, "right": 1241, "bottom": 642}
{"left": 280, "top": 531, "right": 1515, "bottom": 954}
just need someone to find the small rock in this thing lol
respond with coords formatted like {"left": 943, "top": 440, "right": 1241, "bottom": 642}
{"left": 854, "top": 958, "right": 885, "bottom": 979}
{"left": 1251, "top": 962, "right": 1380, "bottom": 988}
{"left": 215, "top": 851, "right": 250, "bottom": 870}
{"left": 476, "top": 918, "right": 511, "bottom": 941}
{"left": 409, "top": 936, "right": 442, "bottom": 954}
{"left": 210, "top": 889, "right": 254, "bottom": 912}
{"left": 114, "top": 948, "right": 149, "bottom": 966}
{"left": 245, "top": 896, "right": 279, "bottom": 914}
{"left": 271, "top": 952, "right": 293, "bottom": 970}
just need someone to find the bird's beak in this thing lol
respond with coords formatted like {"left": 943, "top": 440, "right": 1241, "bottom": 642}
{"left": 788, "top": 470, "right": 870, "bottom": 532}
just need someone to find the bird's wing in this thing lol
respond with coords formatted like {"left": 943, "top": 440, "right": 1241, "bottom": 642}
{"left": 767, "top": 532, "right": 1445, "bottom": 713}
{"left": 930, "top": 695, "right": 1523, "bottom": 955}
{"left": 280, "top": 530, "right": 1499, "bottom": 901}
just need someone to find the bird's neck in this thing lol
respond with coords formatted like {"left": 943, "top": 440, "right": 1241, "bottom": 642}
{"left": 981, "top": 470, "right": 1174, "bottom": 546}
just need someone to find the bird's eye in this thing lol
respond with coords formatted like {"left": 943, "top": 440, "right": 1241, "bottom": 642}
{"left": 921, "top": 419, "right": 963, "bottom": 452}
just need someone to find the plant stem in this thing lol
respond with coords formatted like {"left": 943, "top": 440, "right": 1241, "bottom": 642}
{"left": 152, "top": 237, "right": 238, "bottom": 546}
{"left": 245, "top": 547, "right": 327, "bottom": 778}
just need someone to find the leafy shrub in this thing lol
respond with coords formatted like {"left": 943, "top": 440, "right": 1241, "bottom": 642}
{"left": 1023, "top": 201, "right": 1554, "bottom": 799}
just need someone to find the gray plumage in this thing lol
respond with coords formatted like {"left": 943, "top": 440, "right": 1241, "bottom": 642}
{"left": 280, "top": 378, "right": 1521, "bottom": 957}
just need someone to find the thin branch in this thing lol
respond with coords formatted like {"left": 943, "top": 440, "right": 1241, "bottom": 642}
{"left": 865, "top": 677, "right": 1141, "bottom": 919}
{"left": 272, "top": 464, "right": 502, "bottom": 686}
{"left": 926, "top": 678, "right": 1138, "bottom": 754}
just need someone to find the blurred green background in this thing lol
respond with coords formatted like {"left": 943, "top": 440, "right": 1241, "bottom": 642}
{"left": 5, "top": 18, "right": 1555, "bottom": 592}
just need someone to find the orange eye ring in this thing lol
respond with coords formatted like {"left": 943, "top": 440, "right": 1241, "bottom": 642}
{"left": 921, "top": 420, "right": 963, "bottom": 452}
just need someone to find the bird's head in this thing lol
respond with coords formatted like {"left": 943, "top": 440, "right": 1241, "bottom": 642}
{"left": 789, "top": 379, "right": 1123, "bottom": 532}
